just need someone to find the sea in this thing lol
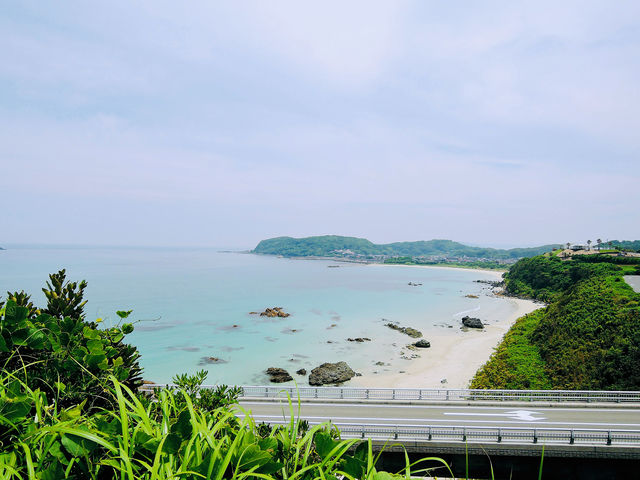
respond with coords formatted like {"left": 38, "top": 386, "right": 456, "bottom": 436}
{"left": 0, "top": 246, "right": 518, "bottom": 386}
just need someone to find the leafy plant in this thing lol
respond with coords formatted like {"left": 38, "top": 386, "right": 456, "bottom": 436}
{"left": 171, "top": 369, "right": 242, "bottom": 412}
{"left": 42, "top": 269, "right": 88, "bottom": 319}
{"left": 0, "top": 271, "right": 143, "bottom": 412}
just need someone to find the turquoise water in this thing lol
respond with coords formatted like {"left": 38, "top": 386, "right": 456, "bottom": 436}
{"left": 0, "top": 247, "right": 512, "bottom": 385}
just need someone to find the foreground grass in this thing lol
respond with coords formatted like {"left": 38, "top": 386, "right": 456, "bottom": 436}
{"left": 0, "top": 371, "right": 454, "bottom": 480}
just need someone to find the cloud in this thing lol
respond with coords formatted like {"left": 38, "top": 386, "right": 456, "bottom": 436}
{"left": 1, "top": 1, "right": 639, "bottom": 246}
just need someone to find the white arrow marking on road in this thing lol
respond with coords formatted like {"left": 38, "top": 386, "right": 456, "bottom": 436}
{"left": 443, "top": 410, "right": 545, "bottom": 421}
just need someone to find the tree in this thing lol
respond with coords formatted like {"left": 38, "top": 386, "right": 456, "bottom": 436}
{"left": 587, "top": 240, "right": 592, "bottom": 251}
{"left": 1, "top": 271, "right": 143, "bottom": 411}
{"left": 597, "top": 238, "right": 603, "bottom": 251}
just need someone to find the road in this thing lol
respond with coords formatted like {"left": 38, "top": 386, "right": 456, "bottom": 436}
{"left": 238, "top": 400, "right": 640, "bottom": 431}
{"left": 624, "top": 275, "right": 640, "bottom": 293}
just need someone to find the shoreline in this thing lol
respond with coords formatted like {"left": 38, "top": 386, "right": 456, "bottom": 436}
{"left": 348, "top": 295, "right": 541, "bottom": 389}
{"left": 251, "top": 252, "right": 509, "bottom": 274}
{"left": 368, "top": 262, "right": 507, "bottom": 275}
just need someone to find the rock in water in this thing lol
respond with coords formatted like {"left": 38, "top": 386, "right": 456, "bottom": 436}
{"left": 266, "top": 367, "right": 293, "bottom": 383}
{"left": 296, "top": 368, "right": 307, "bottom": 375}
{"left": 259, "top": 307, "right": 291, "bottom": 318}
{"left": 199, "top": 356, "right": 227, "bottom": 365}
{"left": 413, "top": 339, "right": 431, "bottom": 348}
{"left": 462, "top": 316, "right": 484, "bottom": 329}
{"left": 385, "top": 323, "right": 422, "bottom": 338}
{"left": 309, "top": 361, "right": 355, "bottom": 385}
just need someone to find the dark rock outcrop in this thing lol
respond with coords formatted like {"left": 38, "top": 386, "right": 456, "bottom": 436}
{"left": 309, "top": 361, "right": 355, "bottom": 385}
{"left": 296, "top": 368, "right": 307, "bottom": 375}
{"left": 462, "top": 316, "right": 484, "bottom": 329}
{"left": 266, "top": 367, "right": 293, "bottom": 383}
{"left": 266, "top": 307, "right": 290, "bottom": 317}
{"left": 259, "top": 307, "right": 291, "bottom": 318}
{"left": 347, "top": 337, "right": 371, "bottom": 342}
{"left": 385, "top": 323, "right": 422, "bottom": 338}
{"left": 413, "top": 339, "right": 431, "bottom": 348}
{"left": 199, "top": 356, "right": 227, "bottom": 365}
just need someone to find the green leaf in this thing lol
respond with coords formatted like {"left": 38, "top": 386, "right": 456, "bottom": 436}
{"left": 11, "top": 327, "right": 31, "bottom": 346}
{"left": 237, "top": 444, "right": 272, "bottom": 471}
{"left": 314, "top": 431, "right": 341, "bottom": 459}
{"left": 0, "top": 334, "right": 9, "bottom": 352}
{"left": 354, "top": 441, "right": 368, "bottom": 461}
{"left": 84, "top": 353, "right": 107, "bottom": 369}
{"left": 61, "top": 432, "right": 97, "bottom": 457}
{"left": 4, "top": 301, "right": 27, "bottom": 324}
{"left": 97, "top": 358, "right": 110, "bottom": 370}
{"left": 60, "top": 400, "right": 85, "bottom": 421}
{"left": 121, "top": 323, "right": 134, "bottom": 334}
{"left": 116, "top": 310, "right": 132, "bottom": 319}
{"left": 257, "top": 461, "right": 285, "bottom": 475}
{"left": 339, "top": 455, "right": 365, "bottom": 478}
{"left": 86, "top": 339, "right": 104, "bottom": 353}
{"left": 162, "top": 433, "right": 182, "bottom": 454}
{"left": 170, "top": 410, "right": 193, "bottom": 440}
{"left": 27, "top": 329, "right": 47, "bottom": 350}
{"left": 373, "top": 472, "right": 401, "bottom": 480}
{"left": 40, "top": 462, "right": 65, "bottom": 480}
{"left": 1, "top": 397, "right": 33, "bottom": 423}
{"left": 82, "top": 326, "right": 100, "bottom": 340}
{"left": 258, "top": 437, "right": 278, "bottom": 453}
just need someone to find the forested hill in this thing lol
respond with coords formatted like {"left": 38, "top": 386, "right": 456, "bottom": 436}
{"left": 472, "top": 253, "right": 640, "bottom": 390}
{"left": 252, "top": 235, "right": 559, "bottom": 260}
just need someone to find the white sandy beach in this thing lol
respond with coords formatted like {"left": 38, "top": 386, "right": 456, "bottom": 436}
{"left": 348, "top": 288, "right": 541, "bottom": 389}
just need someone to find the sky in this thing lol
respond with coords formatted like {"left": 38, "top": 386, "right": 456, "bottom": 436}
{"left": 1, "top": 1, "right": 639, "bottom": 249}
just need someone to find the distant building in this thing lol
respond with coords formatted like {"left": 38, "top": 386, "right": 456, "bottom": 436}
{"left": 570, "top": 244, "right": 587, "bottom": 251}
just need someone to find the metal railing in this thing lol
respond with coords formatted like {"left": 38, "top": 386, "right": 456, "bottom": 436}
{"left": 237, "top": 385, "right": 640, "bottom": 403}
{"left": 140, "top": 384, "right": 640, "bottom": 403}
{"left": 270, "top": 421, "right": 640, "bottom": 447}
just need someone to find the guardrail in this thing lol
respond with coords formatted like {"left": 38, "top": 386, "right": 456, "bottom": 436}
{"left": 239, "top": 386, "right": 640, "bottom": 403}
{"left": 272, "top": 421, "right": 640, "bottom": 447}
{"left": 140, "top": 384, "right": 640, "bottom": 403}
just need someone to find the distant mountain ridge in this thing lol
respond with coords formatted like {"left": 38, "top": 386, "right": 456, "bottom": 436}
{"left": 252, "top": 235, "right": 561, "bottom": 260}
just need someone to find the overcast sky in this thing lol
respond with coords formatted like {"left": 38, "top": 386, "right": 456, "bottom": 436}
{"left": 1, "top": 1, "right": 639, "bottom": 248}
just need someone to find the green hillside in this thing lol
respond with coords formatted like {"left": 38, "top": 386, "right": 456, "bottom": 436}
{"left": 253, "top": 235, "right": 560, "bottom": 260}
{"left": 472, "top": 253, "right": 640, "bottom": 390}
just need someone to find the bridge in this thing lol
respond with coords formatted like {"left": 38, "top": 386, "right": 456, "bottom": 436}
{"left": 145, "top": 384, "right": 640, "bottom": 479}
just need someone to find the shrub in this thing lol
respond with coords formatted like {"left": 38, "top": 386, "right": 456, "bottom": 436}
{"left": 0, "top": 271, "right": 142, "bottom": 411}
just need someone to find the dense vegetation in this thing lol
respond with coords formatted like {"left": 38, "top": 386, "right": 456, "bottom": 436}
{"left": 383, "top": 256, "right": 506, "bottom": 270}
{"left": 609, "top": 240, "right": 640, "bottom": 251}
{"left": 0, "top": 272, "right": 451, "bottom": 479}
{"left": 472, "top": 254, "right": 640, "bottom": 390}
{"left": 503, "top": 255, "right": 620, "bottom": 302}
{"left": 471, "top": 310, "right": 552, "bottom": 389}
{"left": 253, "top": 235, "right": 559, "bottom": 260}
{"left": 1, "top": 270, "right": 143, "bottom": 411}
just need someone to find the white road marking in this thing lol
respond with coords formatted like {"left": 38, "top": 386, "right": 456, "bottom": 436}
{"left": 444, "top": 410, "right": 544, "bottom": 421}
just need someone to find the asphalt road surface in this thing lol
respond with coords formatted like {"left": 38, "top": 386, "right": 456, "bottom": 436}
{"left": 238, "top": 401, "right": 640, "bottom": 430}
{"left": 624, "top": 275, "right": 640, "bottom": 293}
